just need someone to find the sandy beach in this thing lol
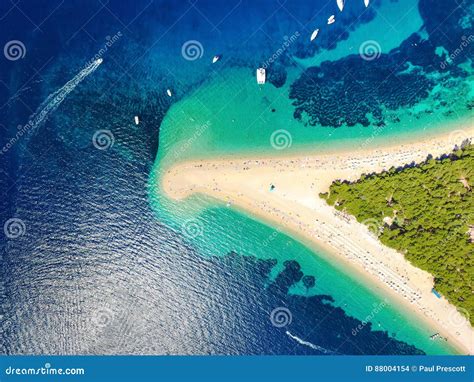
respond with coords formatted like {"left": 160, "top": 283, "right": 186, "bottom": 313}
{"left": 160, "top": 127, "right": 474, "bottom": 354}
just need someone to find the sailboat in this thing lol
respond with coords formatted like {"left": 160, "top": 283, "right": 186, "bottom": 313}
{"left": 337, "top": 0, "right": 344, "bottom": 11}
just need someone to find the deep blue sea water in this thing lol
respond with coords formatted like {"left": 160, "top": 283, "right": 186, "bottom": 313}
{"left": 0, "top": 0, "right": 472, "bottom": 355}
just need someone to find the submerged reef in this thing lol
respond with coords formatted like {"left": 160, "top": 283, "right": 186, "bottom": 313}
{"left": 290, "top": 56, "right": 433, "bottom": 127}
{"left": 289, "top": 0, "right": 473, "bottom": 128}
{"left": 219, "top": 254, "right": 425, "bottom": 355}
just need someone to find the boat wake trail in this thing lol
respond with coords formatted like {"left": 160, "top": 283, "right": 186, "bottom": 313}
{"left": 23, "top": 58, "right": 103, "bottom": 141}
{"left": 286, "top": 331, "right": 338, "bottom": 355}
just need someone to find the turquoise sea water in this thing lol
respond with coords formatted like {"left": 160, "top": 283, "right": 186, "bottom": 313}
{"left": 149, "top": 0, "right": 473, "bottom": 355}
{"left": 2, "top": 0, "right": 472, "bottom": 356}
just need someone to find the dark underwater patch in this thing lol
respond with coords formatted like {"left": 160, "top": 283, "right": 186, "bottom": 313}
{"left": 289, "top": 0, "right": 473, "bottom": 128}
{"left": 217, "top": 254, "right": 425, "bottom": 355}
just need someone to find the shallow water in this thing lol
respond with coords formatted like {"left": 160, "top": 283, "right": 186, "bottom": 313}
{"left": 1, "top": 0, "right": 472, "bottom": 355}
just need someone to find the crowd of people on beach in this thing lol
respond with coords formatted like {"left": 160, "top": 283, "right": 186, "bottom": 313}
{"left": 162, "top": 133, "right": 473, "bottom": 346}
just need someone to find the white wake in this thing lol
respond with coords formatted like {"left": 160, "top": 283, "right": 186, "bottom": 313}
{"left": 286, "top": 331, "right": 337, "bottom": 355}
{"left": 24, "top": 58, "right": 103, "bottom": 138}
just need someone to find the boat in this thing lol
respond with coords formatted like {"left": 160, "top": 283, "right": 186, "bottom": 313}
{"left": 337, "top": 0, "right": 344, "bottom": 11}
{"left": 212, "top": 55, "right": 221, "bottom": 63}
{"left": 328, "top": 15, "right": 335, "bottom": 24}
{"left": 364, "top": 0, "right": 370, "bottom": 7}
{"left": 256, "top": 68, "right": 266, "bottom": 84}
{"left": 134, "top": 116, "right": 139, "bottom": 125}
{"left": 310, "top": 29, "right": 319, "bottom": 42}
{"left": 166, "top": 89, "right": 172, "bottom": 97}
{"left": 430, "top": 333, "right": 440, "bottom": 340}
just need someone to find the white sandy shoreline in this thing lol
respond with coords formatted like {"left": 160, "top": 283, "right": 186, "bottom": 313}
{"left": 160, "top": 126, "right": 474, "bottom": 354}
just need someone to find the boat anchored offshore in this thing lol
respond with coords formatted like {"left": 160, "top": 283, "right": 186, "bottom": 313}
{"left": 328, "top": 15, "right": 335, "bottom": 24}
{"left": 364, "top": 0, "right": 370, "bottom": 7}
{"left": 310, "top": 29, "right": 319, "bottom": 42}
{"left": 212, "top": 55, "right": 221, "bottom": 63}
{"left": 337, "top": 0, "right": 345, "bottom": 11}
{"left": 257, "top": 68, "right": 266, "bottom": 84}
{"left": 134, "top": 116, "right": 139, "bottom": 125}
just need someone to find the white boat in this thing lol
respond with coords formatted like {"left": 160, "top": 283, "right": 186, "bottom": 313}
{"left": 212, "top": 55, "right": 221, "bottom": 63}
{"left": 328, "top": 15, "right": 335, "bottom": 24}
{"left": 166, "top": 89, "right": 172, "bottom": 97}
{"left": 337, "top": 0, "right": 344, "bottom": 12}
{"left": 256, "top": 68, "right": 266, "bottom": 84}
{"left": 364, "top": 0, "right": 370, "bottom": 7}
{"left": 310, "top": 29, "right": 319, "bottom": 42}
{"left": 134, "top": 116, "right": 139, "bottom": 125}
